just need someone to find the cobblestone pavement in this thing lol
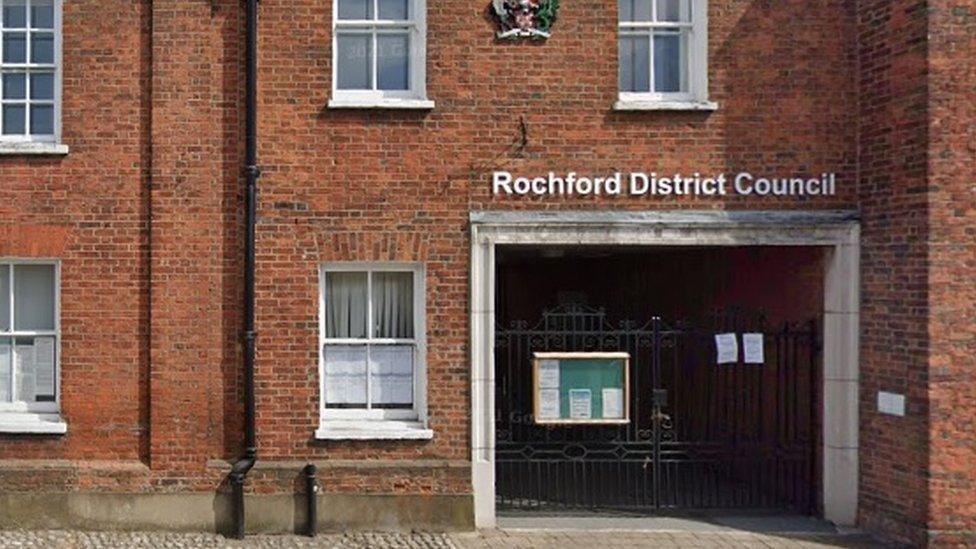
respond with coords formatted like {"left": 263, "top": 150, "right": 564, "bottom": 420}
{"left": 0, "top": 530, "right": 901, "bottom": 549}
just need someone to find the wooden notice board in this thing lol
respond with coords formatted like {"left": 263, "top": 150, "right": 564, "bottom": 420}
{"left": 532, "top": 352, "right": 630, "bottom": 425}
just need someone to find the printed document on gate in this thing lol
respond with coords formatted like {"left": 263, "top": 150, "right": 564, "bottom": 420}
{"left": 569, "top": 389, "right": 592, "bottom": 420}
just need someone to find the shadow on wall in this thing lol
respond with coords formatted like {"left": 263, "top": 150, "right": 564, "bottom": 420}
{"left": 717, "top": 0, "right": 857, "bottom": 200}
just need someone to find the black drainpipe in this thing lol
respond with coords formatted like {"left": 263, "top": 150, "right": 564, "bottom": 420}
{"left": 229, "top": 0, "right": 260, "bottom": 539}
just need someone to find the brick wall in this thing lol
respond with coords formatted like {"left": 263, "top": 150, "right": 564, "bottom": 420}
{"left": 857, "top": 0, "right": 976, "bottom": 545}
{"left": 855, "top": 0, "right": 932, "bottom": 543}
{"left": 0, "top": 0, "right": 151, "bottom": 463}
{"left": 925, "top": 1, "right": 976, "bottom": 545}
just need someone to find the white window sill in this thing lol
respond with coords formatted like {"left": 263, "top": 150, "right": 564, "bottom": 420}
{"left": 613, "top": 100, "right": 719, "bottom": 112}
{"left": 0, "top": 413, "right": 68, "bottom": 435}
{"left": 315, "top": 420, "right": 433, "bottom": 441}
{"left": 327, "top": 98, "right": 435, "bottom": 110}
{"left": 0, "top": 142, "right": 70, "bottom": 156}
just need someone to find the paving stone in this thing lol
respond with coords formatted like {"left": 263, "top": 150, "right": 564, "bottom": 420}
{"left": 0, "top": 530, "right": 903, "bottom": 548}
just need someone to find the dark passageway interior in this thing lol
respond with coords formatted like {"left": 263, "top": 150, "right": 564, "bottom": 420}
{"left": 494, "top": 246, "right": 826, "bottom": 517}
{"left": 497, "top": 246, "right": 825, "bottom": 328}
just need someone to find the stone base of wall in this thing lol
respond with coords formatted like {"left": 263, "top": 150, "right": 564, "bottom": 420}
{"left": 0, "top": 492, "right": 474, "bottom": 534}
{"left": 927, "top": 530, "right": 976, "bottom": 548}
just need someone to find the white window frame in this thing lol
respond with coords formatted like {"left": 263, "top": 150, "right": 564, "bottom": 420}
{"left": 615, "top": 0, "right": 716, "bottom": 111}
{"left": 329, "top": 0, "right": 433, "bottom": 110}
{"left": 0, "top": 259, "right": 65, "bottom": 434}
{"left": 0, "top": 0, "right": 65, "bottom": 151}
{"left": 317, "top": 262, "right": 430, "bottom": 440}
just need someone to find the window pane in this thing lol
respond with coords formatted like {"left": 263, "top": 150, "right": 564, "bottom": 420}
{"left": 324, "top": 271, "right": 367, "bottom": 338}
{"left": 324, "top": 344, "right": 367, "bottom": 407}
{"left": 0, "top": 266, "right": 9, "bottom": 331}
{"left": 2, "top": 73, "right": 26, "bottom": 99}
{"left": 369, "top": 345, "right": 413, "bottom": 407}
{"left": 337, "top": 0, "right": 372, "bottom": 20}
{"left": 372, "top": 271, "right": 413, "bottom": 338}
{"left": 376, "top": 34, "right": 409, "bottom": 91}
{"left": 30, "top": 104, "right": 53, "bottom": 135}
{"left": 654, "top": 32, "right": 686, "bottom": 92}
{"left": 619, "top": 36, "right": 650, "bottom": 92}
{"left": 3, "top": 1, "right": 27, "bottom": 28}
{"left": 31, "top": 0, "right": 54, "bottom": 29}
{"left": 0, "top": 338, "right": 10, "bottom": 403}
{"left": 31, "top": 32, "right": 54, "bottom": 64}
{"left": 619, "top": 0, "right": 652, "bottom": 22}
{"left": 29, "top": 72, "right": 53, "bottom": 100}
{"left": 3, "top": 32, "right": 27, "bottom": 63}
{"left": 13, "top": 336, "right": 54, "bottom": 403}
{"left": 2, "top": 105, "right": 25, "bottom": 135}
{"left": 656, "top": 0, "right": 686, "bottom": 22}
{"left": 336, "top": 34, "right": 372, "bottom": 90}
{"left": 378, "top": 0, "right": 408, "bottom": 20}
{"left": 13, "top": 264, "right": 55, "bottom": 331}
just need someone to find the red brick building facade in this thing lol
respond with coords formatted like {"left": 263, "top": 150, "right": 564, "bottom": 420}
{"left": 0, "top": 0, "right": 971, "bottom": 546}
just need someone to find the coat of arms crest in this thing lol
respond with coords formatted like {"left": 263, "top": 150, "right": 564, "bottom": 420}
{"left": 492, "top": 0, "right": 560, "bottom": 39}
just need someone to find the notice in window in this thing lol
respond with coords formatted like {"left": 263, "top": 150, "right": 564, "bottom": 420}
{"left": 715, "top": 333, "right": 738, "bottom": 364}
{"left": 602, "top": 388, "right": 624, "bottom": 419}
{"left": 569, "top": 389, "right": 592, "bottom": 420}
{"left": 392, "top": 378, "right": 413, "bottom": 404}
{"left": 34, "top": 337, "right": 55, "bottom": 396}
{"left": 372, "top": 375, "right": 413, "bottom": 405}
{"left": 538, "top": 389, "right": 560, "bottom": 420}
{"left": 538, "top": 360, "right": 560, "bottom": 389}
{"left": 16, "top": 343, "right": 35, "bottom": 402}
{"left": 742, "top": 333, "right": 764, "bottom": 365}
{"left": 326, "top": 376, "right": 367, "bottom": 405}
{"left": 0, "top": 342, "right": 9, "bottom": 402}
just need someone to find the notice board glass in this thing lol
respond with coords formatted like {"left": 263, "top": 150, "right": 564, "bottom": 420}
{"left": 532, "top": 352, "right": 630, "bottom": 425}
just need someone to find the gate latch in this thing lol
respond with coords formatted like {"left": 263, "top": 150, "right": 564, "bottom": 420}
{"left": 650, "top": 410, "right": 672, "bottom": 424}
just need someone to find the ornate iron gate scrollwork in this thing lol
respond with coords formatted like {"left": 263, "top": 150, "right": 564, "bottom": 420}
{"left": 495, "top": 304, "right": 818, "bottom": 513}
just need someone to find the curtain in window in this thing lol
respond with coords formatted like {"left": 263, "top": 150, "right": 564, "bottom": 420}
{"left": 325, "top": 272, "right": 367, "bottom": 339}
{"left": 372, "top": 272, "right": 413, "bottom": 339}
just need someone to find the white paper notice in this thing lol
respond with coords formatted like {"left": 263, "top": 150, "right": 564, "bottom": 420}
{"left": 325, "top": 376, "right": 344, "bottom": 404}
{"left": 743, "top": 333, "right": 765, "bottom": 364}
{"left": 538, "top": 360, "right": 560, "bottom": 389}
{"left": 0, "top": 343, "right": 9, "bottom": 402}
{"left": 569, "top": 389, "right": 592, "bottom": 420}
{"left": 393, "top": 378, "right": 413, "bottom": 404}
{"left": 344, "top": 376, "right": 366, "bottom": 404}
{"left": 538, "top": 389, "right": 560, "bottom": 420}
{"left": 34, "top": 337, "right": 56, "bottom": 396}
{"left": 372, "top": 375, "right": 413, "bottom": 405}
{"left": 17, "top": 343, "right": 36, "bottom": 401}
{"left": 602, "top": 388, "right": 624, "bottom": 419}
{"left": 19, "top": 373, "right": 35, "bottom": 403}
{"left": 715, "top": 333, "right": 738, "bottom": 364}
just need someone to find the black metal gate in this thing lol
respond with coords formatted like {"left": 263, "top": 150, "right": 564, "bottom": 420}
{"left": 495, "top": 304, "right": 819, "bottom": 513}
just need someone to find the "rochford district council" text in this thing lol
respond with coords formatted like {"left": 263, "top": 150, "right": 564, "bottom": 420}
{"left": 492, "top": 171, "right": 838, "bottom": 197}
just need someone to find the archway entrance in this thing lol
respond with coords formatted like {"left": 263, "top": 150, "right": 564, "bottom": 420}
{"left": 494, "top": 247, "right": 821, "bottom": 514}
{"left": 469, "top": 211, "right": 860, "bottom": 529}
